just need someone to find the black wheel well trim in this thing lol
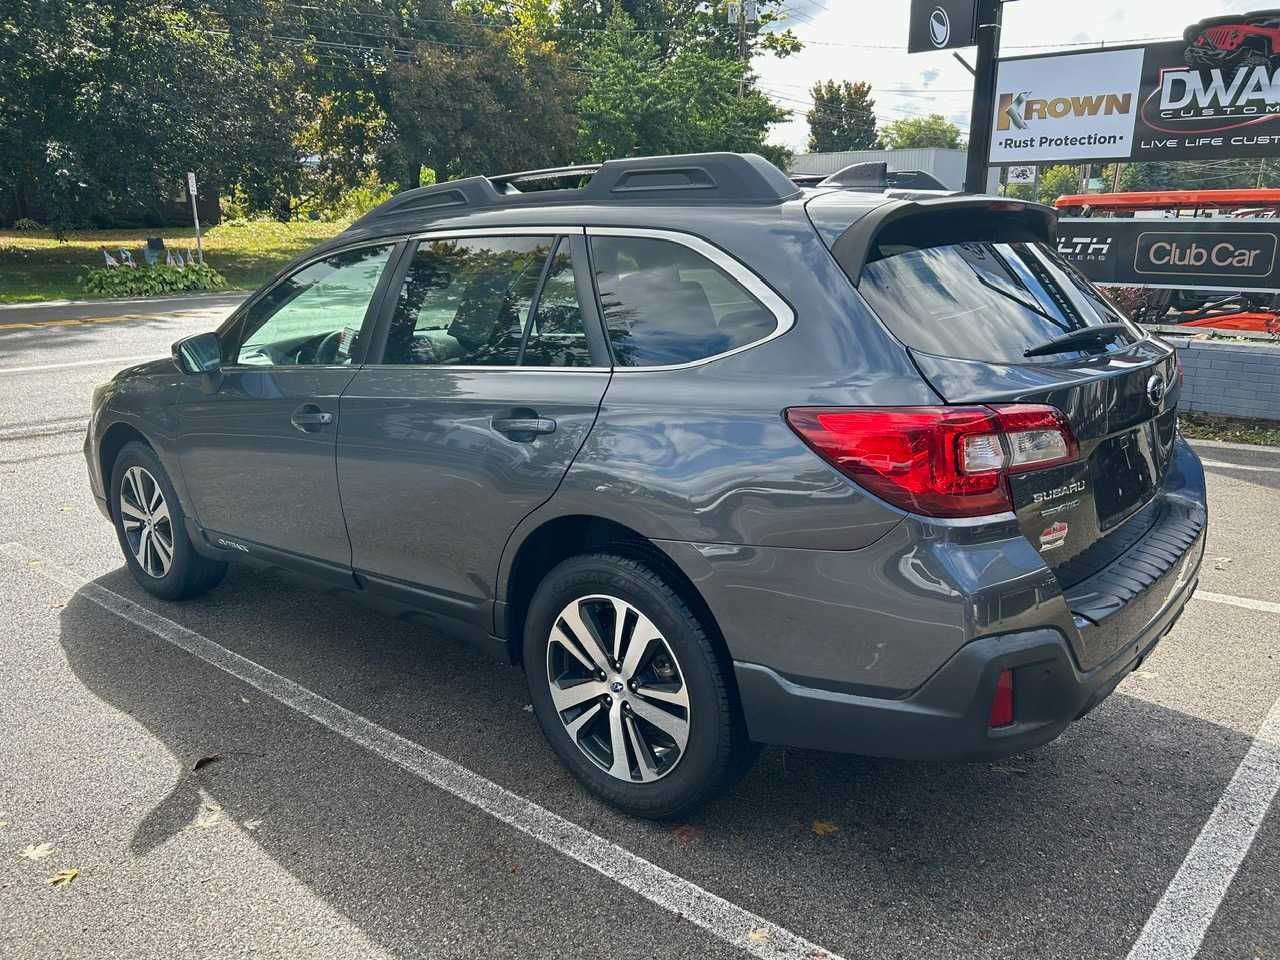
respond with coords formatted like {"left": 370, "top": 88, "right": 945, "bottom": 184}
{"left": 499, "top": 514, "right": 734, "bottom": 677}
{"left": 98, "top": 421, "right": 155, "bottom": 518}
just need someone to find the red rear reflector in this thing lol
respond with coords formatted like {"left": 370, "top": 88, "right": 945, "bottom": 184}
{"left": 990, "top": 669, "right": 1014, "bottom": 728}
{"left": 784, "top": 405, "right": 1078, "bottom": 518}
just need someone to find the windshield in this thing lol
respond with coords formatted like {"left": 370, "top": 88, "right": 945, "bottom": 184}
{"left": 858, "top": 241, "right": 1143, "bottom": 364}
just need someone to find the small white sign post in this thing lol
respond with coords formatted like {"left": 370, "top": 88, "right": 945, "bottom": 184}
{"left": 187, "top": 172, "right": 204, "bottom": 264}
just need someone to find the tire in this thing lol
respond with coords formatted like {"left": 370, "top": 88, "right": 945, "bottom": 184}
{"left": 109, "top": 441, "right": 227, "bottom": 601}
{"left": 523, "top": 552, "right": 756, "bottom": 819}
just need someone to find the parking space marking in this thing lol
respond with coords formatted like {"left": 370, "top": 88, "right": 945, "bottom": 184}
{"left": 1199, "top": 459, "right": 1280, "bottom": 474}
{"left": 1126, "top": 686, "right": 1280, "bottom": 960}
{"left": 0, "top": 355, "right": 156, "bottom": 375}
{"left": 0, "top": 542, "right": 843, "bottom": 960}
{"left": 0, "top": 418, "right": 88, "bottom": 441}
{"left": 1195, "top": 591, "right": 1280, "bottom": 616}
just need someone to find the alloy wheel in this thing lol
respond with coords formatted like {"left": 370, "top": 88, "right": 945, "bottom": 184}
{"left": 119, "top": 465, "right": 174, "bottom": 579}
{"left": 545, "top": 594, "right": 691, "bottom": 783}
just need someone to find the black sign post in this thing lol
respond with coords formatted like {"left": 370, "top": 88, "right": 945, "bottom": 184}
{"left": 963, "top": 0, "right": 1003, "bottom": 193}
{"left": 908, "top": 0, "right": 1000, "bottom": 194}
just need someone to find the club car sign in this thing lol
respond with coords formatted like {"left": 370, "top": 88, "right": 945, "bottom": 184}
{"left": 990, "top": 10, "right": 1280, "bottom": 164}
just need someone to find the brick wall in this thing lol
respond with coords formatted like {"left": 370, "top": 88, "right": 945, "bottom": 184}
{"left": 1175, "top": 338, "right": 1280, "bottom": 421}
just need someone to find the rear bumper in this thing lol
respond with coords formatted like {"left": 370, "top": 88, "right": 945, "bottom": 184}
{"left": 735, "top": 556, "right": 1200, "bottom": 761}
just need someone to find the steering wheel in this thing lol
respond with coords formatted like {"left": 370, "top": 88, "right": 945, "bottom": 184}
{"left": 314, "top": 330, "right": 344, "bottom": 365}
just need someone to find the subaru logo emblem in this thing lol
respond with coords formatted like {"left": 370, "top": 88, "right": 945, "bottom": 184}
{"left": 1146, "top": 373, "right": 1167, "bottom": 408}
{"left": 929, "top": 6, "right": 951, "bottom": 47}
{"left": 609, "top": 680, "right": 625, "bottom": 694}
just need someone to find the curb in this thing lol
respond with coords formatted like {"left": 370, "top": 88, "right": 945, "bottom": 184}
{"left": 1187, "top": 437, "right": 1280, "bottom": 454}
{"left": 0, "top": 290, "right": 249, "bottom": 311}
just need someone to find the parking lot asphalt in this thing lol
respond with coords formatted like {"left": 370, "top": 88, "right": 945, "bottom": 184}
{"left": 1, "top": 297, "right": 1278, "bottom": 960}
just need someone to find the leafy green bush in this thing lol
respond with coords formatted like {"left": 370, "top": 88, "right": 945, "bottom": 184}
{"left": 13, "top": 218, "right": 44, "bottom": 231}
{"left": 80, "top": 263, "right": 227, "bottom": 297}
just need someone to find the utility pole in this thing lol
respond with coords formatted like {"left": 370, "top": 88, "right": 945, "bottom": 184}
{"left": 729, "top": 1, "right": 758, "bottom": 99}
{"left": 963, "top": 0, "right": 1004, "bottom": 194}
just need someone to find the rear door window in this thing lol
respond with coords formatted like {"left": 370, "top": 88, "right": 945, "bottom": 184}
{"left": 589, "top": 235, "right": 778, "bottom": 367}
{"left": 858, "top": 241, "right": 1140, "bottom": 363}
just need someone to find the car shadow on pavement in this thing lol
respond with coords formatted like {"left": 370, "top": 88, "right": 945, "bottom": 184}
{"left": 56, "top": 564, "right": 1264, "bottom": 960}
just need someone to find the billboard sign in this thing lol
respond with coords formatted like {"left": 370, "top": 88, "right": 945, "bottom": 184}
{"left": 991, "top": 48, "right": 1147, "bottom": 164}
{"left": 990, "top": 11, "right": 1280, "bottom": 164}
{"left": 908, "top": 0, "right": 979, "bottom": 53}
{"left": 1057, "top": 218, "right": 1280, "bottom": 292}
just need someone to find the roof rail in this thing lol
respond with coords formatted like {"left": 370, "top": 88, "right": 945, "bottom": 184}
{"left": 347, "top": 152, "right": 800, "bottom": 231}
{"left": 348, "top": 176, "right": 503, "bottom": 230}
{"left": 490, "top": 164, "right": 601, "bottom": 188}
{"left": 579, "top": 153, "right": 801, "bottom": 204}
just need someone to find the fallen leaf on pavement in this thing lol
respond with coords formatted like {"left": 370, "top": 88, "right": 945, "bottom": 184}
{"left": 242, "top": 819, "right": 262, "bottom": 832}
{"left": 1214, "top": 556, "right": 1233, "bottom": 570}
{"left": 192, "top": 754, "right": 223, "bottom": 772}
{"left": 671, "top": 825, "right": 702, "bottom": 846}
{"left": 21, "top": 843, "right": 54, "bottom": 860}
{"left": 812, "top": 819, "right": 839, "bottom": 836}
{"left": 196, "top": 802, "right": 222, "bottom": 828}
{"left": 747, "top": 929, "right": 770, "bottom": 944}
{"left": 47, "top": 868, "right": 78, "bottom": 887}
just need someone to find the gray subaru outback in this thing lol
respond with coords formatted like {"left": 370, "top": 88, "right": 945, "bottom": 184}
{"left": 85, "top": 153, "right": 1206, "bottom": 818}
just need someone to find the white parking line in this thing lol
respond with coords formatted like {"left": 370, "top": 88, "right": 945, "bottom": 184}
{"left": 0, "top": 542, "right": 842, "bottom": 960}
{"left": 1195, "top": 591, "right": 1280, "bottom": 616}
{"left": 0, "top": 418, "right": 88, "bottom": 441}
{"left": 1200, "top": 459, "right": 1280, "bottom": 474}
{"left": 0, "top": 355, "right": 156, "bottom": 375}
{"left": 1126, "top": 692, "right": 1280, "bottom": 960}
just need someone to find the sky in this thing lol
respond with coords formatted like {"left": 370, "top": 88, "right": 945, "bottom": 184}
{"left": 755, "top": 0, "right": 1256, "bottom": 153}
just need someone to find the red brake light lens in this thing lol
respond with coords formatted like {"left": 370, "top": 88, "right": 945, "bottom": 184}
{"left": 784, "top": 404, "right": 1078, "bottom": 518}
{"left": 990, "top": 669, "right": 1014, "bottom": 728}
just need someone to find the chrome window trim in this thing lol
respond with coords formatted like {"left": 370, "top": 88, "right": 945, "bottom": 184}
{"left": 356, "top": 365, "right": 612, "bottom": 373}
{"left": 410, "top": 226, "right": 584, "bottom": 241}
{"left": 584, "top": 225, "right": 795, "bottom": 372}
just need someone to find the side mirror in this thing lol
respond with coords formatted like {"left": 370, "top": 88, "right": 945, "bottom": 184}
{"left": 172, "top": 333, "right": 222, "bottom": 375}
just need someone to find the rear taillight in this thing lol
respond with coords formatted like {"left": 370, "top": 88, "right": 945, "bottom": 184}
{"left": 784, "top": 404, "right": 1078, "bottom": 518}
{"left": 990, "top": 669, "right": 1014, "bottom": 728}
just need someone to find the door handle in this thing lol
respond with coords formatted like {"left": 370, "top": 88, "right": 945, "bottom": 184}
{"left": 291, "top": 405, "right": 334, "bottom": 433}
{"left": 492, "top": 416, "right": 556, "bottom": 439}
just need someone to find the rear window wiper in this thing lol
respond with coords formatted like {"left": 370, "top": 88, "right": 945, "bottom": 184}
{"left": 1023, "top": 323, "right": 1133, "bottom": 358}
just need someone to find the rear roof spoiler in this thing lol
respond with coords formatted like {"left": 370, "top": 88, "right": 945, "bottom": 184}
{"left": 829, "top": 196, "right": 1058, "bottom": 285}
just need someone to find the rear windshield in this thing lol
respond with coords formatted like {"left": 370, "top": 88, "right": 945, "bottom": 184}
{"left": 858, "top": 241, "right": 1141, "bottom": 364}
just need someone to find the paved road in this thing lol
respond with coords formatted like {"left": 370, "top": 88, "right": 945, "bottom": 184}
{"left": 1, "top": 298, "right": 1279, "bottom": 960}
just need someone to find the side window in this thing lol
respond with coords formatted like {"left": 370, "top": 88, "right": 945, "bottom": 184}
{"left": 382, "top": 236, "right": 552, "bottom": 366}
{"left": 590, "top": 236, "right": 777, "bottom": 367}
{"left": 520, "top": 239, "right": 593, "bottom": 367}
{"left": 237, "top": 245, "right": 393, "bottom": 366}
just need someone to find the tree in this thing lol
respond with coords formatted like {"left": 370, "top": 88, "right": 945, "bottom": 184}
{"left": 1036, "top": 165, "right": 1083, "bottom": 205}
{"left": 879, "top": 114, "right": 962, "bottom": 150}
{"left": 575, "top": 10, "right": 789, "bottom": 166}
{"left": 1, "top": 0, "right": 298, "bottom": 227}
{"left": 387, "top": 26, "right": 579, "bottom": 184}
{"left": 805, "top": 81, "right": 879, "bottom": 153}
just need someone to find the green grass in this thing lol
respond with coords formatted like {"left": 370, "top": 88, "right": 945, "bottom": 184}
{"left": 1180, "top": 413, "right": 1280, "bottom": 446}
{"left": 0, "top": 219, "right": 348, "bottom": 303}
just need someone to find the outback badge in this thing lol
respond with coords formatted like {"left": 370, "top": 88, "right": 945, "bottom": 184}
{"left": 1039, "top": 521, "right": 1069, "bottom": 552}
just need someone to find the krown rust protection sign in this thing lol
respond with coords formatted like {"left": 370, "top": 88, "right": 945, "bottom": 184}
{"left": 989, "top": 10, "right": 1280, "bottom": 164}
